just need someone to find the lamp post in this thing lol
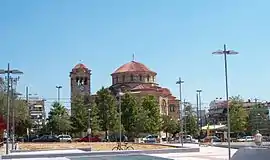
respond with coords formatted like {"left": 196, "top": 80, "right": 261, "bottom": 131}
{"left": 196, "top": 90, "right": 202, "bottom": 130}
{"left": 88, "top": 108, "right": 91, "bottom": 142}
{"left": 115, "top": 90, "right": 140, "bottom": 144}
{"left": 176, "top": 77, "right": 184, "bottom": 146}
{"left": 117, "top": 90, "right": 124, "bottom": 145}
{"left": 56, "top": 86, "right": 62, "bottom": 103}
{"left": 212, "top": 44, "right": 239, "bottom": 160}
{"left": 196, "top": 93, "right": 200, "bottom": 132}
{"left": 0, "top": 63, "right": 23, "bottom": 154}
{"left": 10, "top": 77, "right": 20, "bottom": 150}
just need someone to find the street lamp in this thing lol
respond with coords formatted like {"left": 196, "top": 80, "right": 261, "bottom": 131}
{"left": 176, "top": 77, "right": 184, "bottom": 146}
{"left": 212, "top": 44, "right": 239, "bottom": 160}
{"left": 117, "top": 90, "right": 124, "bottom": 145}
{"left": 116, "top": 90, "right": 140, "bottom": 144}
{"left": 10, "top": 78, "right": 21, "bottom": 150}
{"left": 0, "top": 63, "right": 23, "bottom": 154}
{"left": 196, "top": 90, "right": 202, "bottom": 131}
{"left": 88, "top": 108, "right": 91, "bottom": 142}
{"left": 56, "top": 86, "right": 62, "bottom": 103}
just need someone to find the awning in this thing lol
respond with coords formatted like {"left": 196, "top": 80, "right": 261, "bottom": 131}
{"left": 202, "top": 124, "right": 227, "bottom": 130}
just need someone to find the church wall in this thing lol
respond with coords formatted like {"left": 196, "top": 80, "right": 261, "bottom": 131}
{"left": 168, "top": 98, "right": 180, "bottom": 121}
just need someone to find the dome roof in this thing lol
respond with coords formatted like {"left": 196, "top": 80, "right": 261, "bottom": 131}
{"left": 73, "top": 63, "right": 88, "bottom": 69}
{"left": 72, "top": 63, "right": 90, "bottom": 72}
{"left": 112, "top": 61, "right": 156, "bottom": 74}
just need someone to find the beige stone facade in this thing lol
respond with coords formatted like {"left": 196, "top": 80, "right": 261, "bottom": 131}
{"left": 110, "top": 60, "right": 180, "bottom": 120}
{"left": 70, "top": 63, "right": 91, "bottom": 98}
{"left": 69, "top": 61, "right": 180, "bottom": 121}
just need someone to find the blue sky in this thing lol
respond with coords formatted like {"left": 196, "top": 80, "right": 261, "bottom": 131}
{"left": 1, "top": 0, "right": 270, "bottom": 112}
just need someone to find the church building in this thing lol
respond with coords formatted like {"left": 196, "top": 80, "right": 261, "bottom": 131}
{"left": 70, "top": 60, "right": 180, "bottom": 120}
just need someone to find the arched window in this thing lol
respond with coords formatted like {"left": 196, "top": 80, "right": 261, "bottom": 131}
{"left": 84, "top": 77, "right": 88, "bottom": 85}
{"left": 139, "top": 75, "right": 143, "bottom": 81}
{"left": 162, "top": 100, "right": 167, "bottom": 114}
{"left": 147, "top": 75, "right": 150, "bottom": 82}
{"left": 169, "top": 104, "right": 175, "bottom": 112}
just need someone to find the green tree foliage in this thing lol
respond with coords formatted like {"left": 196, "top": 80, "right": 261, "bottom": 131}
{"left": 47, "top": 102, "right": 72, "bottom": 134}
{"left": 161, "top": 115, "right": 178, "bottom": 139}
{"left": 96, "top": 87, "right": 120, "bottom": 138}
{"left": 184, "top": 104, "right": 198, "bottom": 136}
{"left": 71, "top": 95, "right": 100, "bottom": 135}
{"left": 229, "top": 96, "right": 248, "bottom": 132}
{"left": 121, "top": 93, "right": 148, "bottom": 138}
{"left": 0, "top": 92, "right": 30, "bottom": 136}
{"left": 141, "top": 95, "right": 161, "bottom": 133}
{"left": 248, "top": 103, "right": 269, "bottom": 133}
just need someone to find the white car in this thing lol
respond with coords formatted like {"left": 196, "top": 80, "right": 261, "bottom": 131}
{"left": 237, "top": 136, "right": 254, "bottom": 142}
{"left": 142, "top": 135, "right": 158, "bottom": 143}
{"left": 58, "top": 135, "right": 72, "bottom": 142}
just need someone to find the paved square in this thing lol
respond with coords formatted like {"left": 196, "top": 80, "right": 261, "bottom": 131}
{"left": 149, "top": 146, "right": 238, "bottom": 160}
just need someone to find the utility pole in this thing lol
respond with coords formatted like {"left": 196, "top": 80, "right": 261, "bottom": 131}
{"left": 56, "top": 86, "right": 62, "bottom": 103}
{"left": 212, "top": 44, "right": 239, "bottom": 160}
{"left": 0, "top": 63, "right": 23, "bottom": 154}
{"left": 176, "top": 77, "right": 184, "bottom": 146}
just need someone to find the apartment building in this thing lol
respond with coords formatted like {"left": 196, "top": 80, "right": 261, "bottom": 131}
{"left": 27, "top": 97, "right": 46, "bottom": 133}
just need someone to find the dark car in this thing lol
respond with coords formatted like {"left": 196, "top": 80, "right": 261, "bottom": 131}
{"left": 78, "top": 135, "right": 101, "bottom": 142}
{"left": 104, "top": 134, "right": 128, "bottom": 142}
{"left": 32, "top": 135, "right": 59, "bottom": 142}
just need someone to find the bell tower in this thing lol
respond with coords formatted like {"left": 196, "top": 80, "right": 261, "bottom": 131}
{"left": 70, "top": 63, "right": 91, "bottom": 98}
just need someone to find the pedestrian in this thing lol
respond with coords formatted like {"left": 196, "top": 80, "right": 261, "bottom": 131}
{"left": 254, "top": 130, "right": 262, "bottom": 146}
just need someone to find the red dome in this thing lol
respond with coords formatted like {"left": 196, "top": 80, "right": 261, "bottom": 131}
{"left": 73, "top": 63, "right": 88, "bottom": 69}
{"left": 72, "top": 63, "right": 89, "bottom": 72}
{"left": 112, "top": 61, "right": 156, "bottom": 74}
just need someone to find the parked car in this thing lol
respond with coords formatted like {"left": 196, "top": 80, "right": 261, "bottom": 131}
{"left": 32, "top": 135, "right": 59, "bottom": 142}
{"left": 237, "top": 136, "right": 254, "bottom": 142}
{"left": 103, "top": 134, "right": 128, "bottom": 142}
{"left": 58, "top": 135, "right": 72, "bottom": 143}
{"left": 183, "top": 135, "right": 198, "bottom": 143}
{"left": 78, "top": 135, "right": 101, "bottom": 142}
{"left": 202, "top": 136, "right": 221, "bottom": 143}
{"left": 142, "top": 135, "right": 159, "bottom": 143}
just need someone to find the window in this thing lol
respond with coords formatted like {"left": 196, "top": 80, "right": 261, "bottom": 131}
{"left": 130, "top": 74, "right": 134, "bottom": 81}
{"left": 139, "top": 75, "right": 143, "bottom": 81}
{"left": 147, "top": 75, "right": 150, "bottom": 82}
{"left": 169, "top": 104, "right": 175, "bottom": 112}
{"left": 84, "top": 78, "right": 88, "bottom": 85}
{"left": 122, "top": 75, "right": 125, "bottom": 82}
{"left": 116, "top": 76, "right": 119, "bottom": 83}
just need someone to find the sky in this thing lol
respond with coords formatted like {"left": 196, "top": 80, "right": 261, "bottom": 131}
{"left": 1, "top": 0, "right": 270, "bottom": 112}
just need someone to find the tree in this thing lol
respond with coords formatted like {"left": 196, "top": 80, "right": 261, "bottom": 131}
{"left": 71, "top": 95, "right": 100, "bottom": 135}
{"left": 248, "top": 103, "right": 269, "bottom": 133}
{"left": 47, "top": 102, "right": 72, "bottom": 134}
{"left": 121, "top": 93, "right": 148, "bottom": 138}
{"left": 184, "top": 104, "right": 198, "bottom": 136}
{"left": 229, "top": 96, "right": 248, "bottom": 133}
{"left": 0, "top": 92, "right": 30, "bottom": 136}
{"left": 96, "top": 87, "right": 120, "bottom": 139}
{"left": 161, "top": 115, "right": 178, "bottom": 140}
{"left": 141, "top": 95, "right": 161, "bottom": 133}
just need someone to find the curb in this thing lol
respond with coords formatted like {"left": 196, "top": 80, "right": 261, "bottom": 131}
{"left": 2, "top": 148, "right": 200, "bottom": 159}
